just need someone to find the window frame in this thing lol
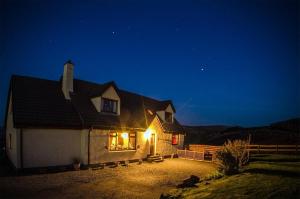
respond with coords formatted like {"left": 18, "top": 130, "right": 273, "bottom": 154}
{"left": 172, "top": 134, "right": 179, "bottom": 145}
{"left": 101, "top": 98, "right": 118, "bottom": 114}
{"left": 109, "top": 132, "right": 137, "bottom": 151}
{"left": 165, "top": 111, "right": 173, "bottom": 123}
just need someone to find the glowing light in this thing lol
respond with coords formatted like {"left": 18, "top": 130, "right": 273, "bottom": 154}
{"left": 144, "top": 129, "right": 152, "bottom": 140}
{"left": 121, "top": 132, "right": 128, "bottom": 139}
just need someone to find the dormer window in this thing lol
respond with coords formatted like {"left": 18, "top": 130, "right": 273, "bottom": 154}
{"left": 165, "top": 112, "right": 173, "bottom": 123}
{"left": 101, "top": 98, "right": 118, "bottom": 113}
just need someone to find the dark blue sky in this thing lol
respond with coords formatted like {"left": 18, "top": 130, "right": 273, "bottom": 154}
{"left": 0, "top": 0, "right": 299, "bottom": 127}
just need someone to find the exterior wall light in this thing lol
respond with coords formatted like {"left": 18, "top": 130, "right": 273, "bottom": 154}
{"left": 121, "top": 132, "right": 128, "bottom": 139}
{"left": 144, "top": 129, "right": 152, "bottom": 140}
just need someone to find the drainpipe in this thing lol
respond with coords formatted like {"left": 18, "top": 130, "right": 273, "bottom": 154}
{"left": 88, "top": 127, "right": 92, "bottom": 165}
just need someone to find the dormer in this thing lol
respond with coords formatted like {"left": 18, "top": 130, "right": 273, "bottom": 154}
{"left": 91, "top": 82, "right": 120, "bottom": 115}
{"left": 156, "top": 102, "right": 176, "bottom": 123}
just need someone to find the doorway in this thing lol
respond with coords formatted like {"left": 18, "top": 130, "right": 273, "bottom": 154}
{"left": 149, "top": 133, "right": 156, "bottom": 155}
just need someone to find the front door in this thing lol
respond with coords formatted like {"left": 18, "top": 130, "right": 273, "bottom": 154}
{"left": 150, "top": 133, "right": 156, "bottom": 155}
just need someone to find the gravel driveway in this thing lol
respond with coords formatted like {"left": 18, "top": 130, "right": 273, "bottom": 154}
{"left": 0, "top": 159, "right": 216, "bottom": 199}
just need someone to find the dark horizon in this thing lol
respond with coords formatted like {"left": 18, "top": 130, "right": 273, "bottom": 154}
{"left": 1, "top": 0, "right": 299, "bottom": 127}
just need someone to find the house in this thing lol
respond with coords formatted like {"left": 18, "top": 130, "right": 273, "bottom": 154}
{"left": 4, "top": 61, "right": 185, "bottom": 170}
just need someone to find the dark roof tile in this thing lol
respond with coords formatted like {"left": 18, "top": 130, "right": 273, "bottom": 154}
{"left": 10, "top": 75, "right": 183, "bottom": 133}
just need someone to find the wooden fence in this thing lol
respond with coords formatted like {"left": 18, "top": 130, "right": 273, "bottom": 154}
{"left": 177, "top": 144, "right": 299, "bottom": 162}
{"left": 247, "top": 145, "right": 299, "bottom": 153}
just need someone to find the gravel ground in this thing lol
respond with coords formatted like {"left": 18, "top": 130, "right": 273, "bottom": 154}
{"left": 0, "top": 159, "right": 216, "bottom": 199}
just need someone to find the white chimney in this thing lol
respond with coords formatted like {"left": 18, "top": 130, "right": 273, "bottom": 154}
{"left": 62, "top": 60, "right": 74, "bottom": 100}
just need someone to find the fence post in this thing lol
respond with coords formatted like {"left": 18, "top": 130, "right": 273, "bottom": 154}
{"left": 258, "top": 145, "right": 260, "bottom": 154}
{"left": 193, "top": 151, "right": 196, "bottom": 160}
{"left": 296, "top": 145, "right": 298, "bottom": 153}
{"left": 276, "top": 145, "right": 278, "bottom": 153}
{"left": 185, "top": 149, "right": 187, "bottom": 159}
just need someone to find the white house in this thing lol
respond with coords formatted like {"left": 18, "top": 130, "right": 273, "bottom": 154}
{"left": 4, "top": 61, "right": 185, "bottom": 170}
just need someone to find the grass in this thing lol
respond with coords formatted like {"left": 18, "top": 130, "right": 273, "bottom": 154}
{"left": 165, "top": 154, "right": 300, "bottom": 199}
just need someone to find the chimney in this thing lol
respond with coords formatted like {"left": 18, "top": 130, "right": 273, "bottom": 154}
{"left": 62, "top": 60, "right": 74, "bottom": 100}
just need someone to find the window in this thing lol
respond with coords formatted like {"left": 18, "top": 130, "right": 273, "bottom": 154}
{"left": 109, "top": 132, "right": 136, "bottom": 151}
{"left": 172, "top": 134, "right": 178, "bottom": 145}
{"left": 165, "top": 112, "right": 173, "bottom": 123}
{"left": 101, "top": 98, "right": 118, "bottom": 113}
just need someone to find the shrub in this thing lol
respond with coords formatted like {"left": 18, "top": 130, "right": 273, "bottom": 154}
{"left": 204, "top": 171, "right": 224, "bottom": 181}
{"left": 216, "top": 135, "right": 251, "bottom": 175}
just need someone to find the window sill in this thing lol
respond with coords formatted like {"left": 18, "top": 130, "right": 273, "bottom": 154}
{"left": 109, "top": 149, "right": 137, "bottom": 152}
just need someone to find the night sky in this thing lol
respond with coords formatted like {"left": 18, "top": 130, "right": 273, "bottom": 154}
{"left": 0, "top": 0, "right": 299, "bottom": 127}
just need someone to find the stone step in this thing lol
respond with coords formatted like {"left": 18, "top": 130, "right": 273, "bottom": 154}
{"left": 147, "top": 154, "right": 161, "bottom": 158}
{"left": 153, "top": 158, "right": 164, "bottom": 163}
{"left": 147, "top": 155, "right": 164, "bottom": 163}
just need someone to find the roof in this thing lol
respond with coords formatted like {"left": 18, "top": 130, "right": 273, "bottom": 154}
{"left": 9, "top": 75, "right": 184, "bottom": 133}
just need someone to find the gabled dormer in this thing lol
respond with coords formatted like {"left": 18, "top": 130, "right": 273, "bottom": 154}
{"left": 91, "top": 82, "right": 120, "bottom": 115}
{"left": 156, "top": 101, "right": 176, "bottom": 123}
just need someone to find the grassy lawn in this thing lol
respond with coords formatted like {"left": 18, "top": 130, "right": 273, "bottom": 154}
{"left": 165, "top": 154, "right": 300, "bottom": 199}
{"left": 0, "top": 159, "right": 216, "bottom": 199}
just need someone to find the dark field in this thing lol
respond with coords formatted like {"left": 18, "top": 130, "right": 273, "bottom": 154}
{"left": 166, "top": 154, "right": 300, "bottom": 199}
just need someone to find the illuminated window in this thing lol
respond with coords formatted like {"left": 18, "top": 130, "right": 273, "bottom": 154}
{"left": 165, "top": 112, "right": 172, "bottom": 123}
{"left": 101, "top": 98, "right": 118, "bottom": 113}
{"left": 109, "top": 132, "right": 136, "bottom": 151}
{"left": 172, "top": 134, "right": 178, "bottom": 145}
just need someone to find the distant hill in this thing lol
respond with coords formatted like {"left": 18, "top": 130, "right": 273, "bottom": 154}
{"left": 183, "top": 118, "right": 300, "bottom": 145}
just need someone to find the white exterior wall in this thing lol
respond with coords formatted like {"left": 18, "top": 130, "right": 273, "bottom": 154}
{"left": 89, "top": 129, "right": 149, "bottom": 164}
{"left": 156, "top": 111, "right": 165, "bottom": 121}
{"left": 5, "top": 92, "right": 21, "bottom": 168}
{"left": 91, "top": 96, "right": 101, "bottom": 112}
{"left": 22, "top": 129, "right": 84, "bottom": 168}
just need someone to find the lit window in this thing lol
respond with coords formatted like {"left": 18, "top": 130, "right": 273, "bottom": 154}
{"left": 101, "top": 98, "right": 118, "bottom": 113}
{"left": 109, "top": 132, "right": 136, "bottom": 151}
{"left": 165, "top": 112, "right": 172, "bottom": 123}
{"left": 172, "top": 134, "right": 178, "bottom": 145}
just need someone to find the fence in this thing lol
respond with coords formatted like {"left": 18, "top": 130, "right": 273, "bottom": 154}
{"left": 177, "top": 144, "right": 299, "bottom": 162}
{"left": 247, "top": 145, "right": 299, "bottom": 153}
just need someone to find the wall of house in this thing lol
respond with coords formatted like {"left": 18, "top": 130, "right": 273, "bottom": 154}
{"left": 80, "top": 129, "right": 89, "bottom": 165}
{"left": 22, "top": 129, "right": 83, "bottom": 168}
{"left": 89, "top": 129, "right": 149, "bottom": 164}
{"left": 5, "top": 92, "right": 21, "bottom": 168}
{"left": 91, "top": 97, "right": 101, "bottom": 112}
{"left": 149, "top": 117, "right": 184, "bottom": 156}
{"left": 165, "top": 104, "right": 174, "bottom": 113}
{"left": 156, "top": 111, "right": 165, "bottom": 121}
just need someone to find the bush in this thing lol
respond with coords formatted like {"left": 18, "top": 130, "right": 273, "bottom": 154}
{"left": 216, "top": 136, "right": 251, "bottom": 175}
{"left": 204, "top": 171, "right": 224, "bottom": 181}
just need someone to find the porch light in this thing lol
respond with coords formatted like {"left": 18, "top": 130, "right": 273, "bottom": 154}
{"left": 121, "top": 132, "right": 128, "bottom": 139}
{"left": 144, "top": 129, "right": 152, "bottom": 140}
